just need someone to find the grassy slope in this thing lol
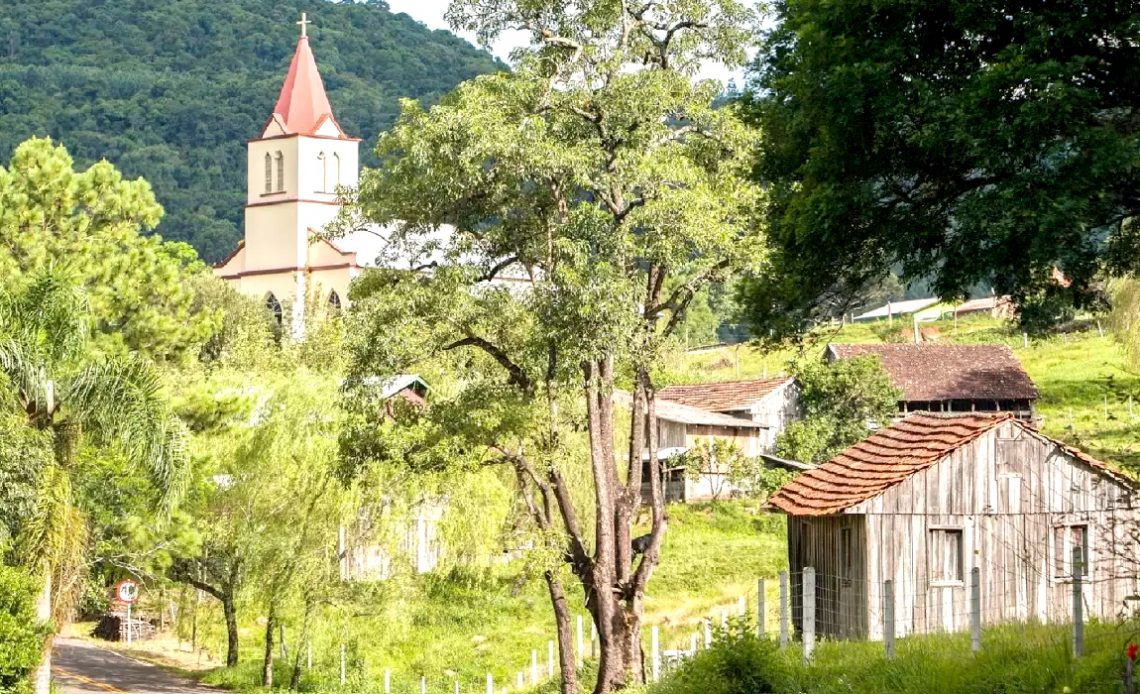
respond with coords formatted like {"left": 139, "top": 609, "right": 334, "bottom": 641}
{"left": 178, "top": 501, "right": 786, "bottom": 692}
{"left": 675, "top": 314, "right": 1140, "bottom": 470}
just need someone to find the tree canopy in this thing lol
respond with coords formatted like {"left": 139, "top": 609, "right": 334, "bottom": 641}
{"left": 775, "top": 355, "right": 900, "bottom": 465}
{"left": 0, "top": 0, "right": 503, "bottom": 263}
{"left": 0, "top": 138, "right": 215, "bottom": 359}
{"left": 740, "top": 0, "right": 1140, "bottom": 340}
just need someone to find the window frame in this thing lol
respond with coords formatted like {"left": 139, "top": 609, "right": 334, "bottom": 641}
{"left": 1052, "top": 523, "right": 1090, "bottom": 581}
{"left": 928, "top": 526, "right": 965, "bottom": 587}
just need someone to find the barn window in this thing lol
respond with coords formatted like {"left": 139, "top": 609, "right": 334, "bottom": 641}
{"left": 929, "top": 528, "right": 964, "bottom": 584}
{"left": 1053, "top": 524, "right": 1090, "bottom": 579}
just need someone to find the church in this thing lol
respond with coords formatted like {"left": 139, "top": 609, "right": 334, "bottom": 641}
{"left": 214, "top": 16, "right": 382, "bottom": 334}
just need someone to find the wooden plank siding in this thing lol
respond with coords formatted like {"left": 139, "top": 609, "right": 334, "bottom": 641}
{"left": 788, "top": 515, "right": 868, "bottom": 639}
{"left": 788, "top": 421, "right": 1138, "bottom": 640}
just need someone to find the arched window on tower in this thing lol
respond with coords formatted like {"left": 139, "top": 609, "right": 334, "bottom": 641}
{"left": 275, "top": 151, "right": 285, "bottom": 192}
{"left": 265, "top": 293, "right": 283, "bottom": 325}
{"left": 318, "top": 151, "right": 327, "bottom": 192}
{"left": 264, "top": 153, "right": 272, "bottom": 193}
{"left": 328, "top": 290, "right": 342, "bottom": 312}
{"left": 331, "top": 153, "right": 341, "bottom": 190}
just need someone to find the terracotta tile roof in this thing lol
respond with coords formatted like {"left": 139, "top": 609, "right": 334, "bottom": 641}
{"left": 770, "top": 414, "right": 1010, "bottom": 515}
{"left": 769, "top": 413, "right": 1132, "bottom": 516}
{"left": 658, "top": 377, "right": 793, "bottom": 413}
{"left": 827, "top": 343, "right": 1038, "bottom": 402}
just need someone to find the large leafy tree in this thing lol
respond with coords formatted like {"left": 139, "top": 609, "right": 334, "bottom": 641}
{"left": 0, "top": 271, "right": 190, "bottom": 693}
{"left": 334, "top": 1, "right": 761, "bottom": 690}
{"left": 0, "top": 138, "right": 215, "bottom": 359}
{"left": 740, "top": 0, "right": 1140, "bottom": 340}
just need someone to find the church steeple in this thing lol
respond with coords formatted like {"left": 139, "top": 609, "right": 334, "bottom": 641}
{"left": 265, "top": 14, "right": 346, "bottom": 138}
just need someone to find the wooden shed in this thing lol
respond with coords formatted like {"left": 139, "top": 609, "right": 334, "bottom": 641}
{"left": 769, "top": 413, "right": 1138, "bottom": 640}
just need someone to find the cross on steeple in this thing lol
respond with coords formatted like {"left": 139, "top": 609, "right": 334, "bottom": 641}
{"left": 297, "top": 12, "right": 311, "bottom": 38}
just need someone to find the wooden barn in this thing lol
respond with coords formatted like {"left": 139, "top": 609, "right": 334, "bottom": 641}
{"left": 825, "top": 344, "right": 1038, "bottom": 420}
{"left": 769, "top": 413, "right": 1138, "bottom": 640}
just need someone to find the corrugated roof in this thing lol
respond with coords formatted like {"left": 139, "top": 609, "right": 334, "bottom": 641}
{"left": 769, "top": 413, "right": 1130, "bottom": 516}
{"left": 614, "top": 391, "right": 767, "bottom": 429}
{"left": 658, "top": 377, "right": 793, "bottom": 413}
{"left": 853, "top": 298, "right": 939, "bottom": 321}
{"left": 827, "top": 343, "right": 1038, "bottom": 402}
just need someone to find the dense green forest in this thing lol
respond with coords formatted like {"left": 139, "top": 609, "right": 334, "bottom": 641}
{"left": 0, "top": 0, "right": 502, "bottom": 262}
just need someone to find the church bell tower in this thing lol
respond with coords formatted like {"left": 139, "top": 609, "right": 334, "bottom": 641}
{"left": 220, "top": 13, "right": 362, "bottom": 336}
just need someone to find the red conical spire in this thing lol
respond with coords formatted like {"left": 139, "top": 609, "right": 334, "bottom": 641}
{"left": 271, "top": 28, "right": 341, "bottom": 137}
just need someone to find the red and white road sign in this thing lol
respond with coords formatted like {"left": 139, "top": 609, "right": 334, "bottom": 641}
{"left": 114, "top": 579, "right": 139, "bottom": 604}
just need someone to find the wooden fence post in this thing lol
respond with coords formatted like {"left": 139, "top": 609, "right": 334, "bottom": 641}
{"left": 883, "top": 579, "right": 895, "bottom": 660}
{"left": 651, "top": 625, "right": 660, "bottom": 682}
{"left": 517, "top": 671, "right": 523, "bottom": 689}
{"left": 779, "top": 571, "right": 789, "bottom": 649}
{"left": 486, "top": 673, "right": 493, "bottom": 694}
{"left": 1073, "top": 547, "right": 1084, "bottom": 657}
{"left": 970, "top": 566, "right": 981, "bottom": 653}
{"left": 738, "top": 595, "right": 746, "bottom": 617}
{"left": 455, "top": 681, "right": 460, "bottom": 694}
{"left": 420, "top": 676, "right": 426, "bottom": 694}
{"left": 384, "top": 669, "right": 390, "bottom": 693}
{"left": 576, "top": 616, "right": 584, "bottom": 666}
{"left": 531, "top": 650, "right": 538, "bottom": 685}
{"left": 703, "top": 618, "right": 712, "bottom": 648}
{"left": 757, "top": 578, "right": 766, "bottom": 638}
{"left": 689, "top": 632, "right": 698, "bottom": 655}
{"left": 803, "top": 567, "right": 816, "bottom": 664}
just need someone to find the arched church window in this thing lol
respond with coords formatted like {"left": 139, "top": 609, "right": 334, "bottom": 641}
{"left": 275, "top": 151, "right": 285, "bottom": 192}
{"left": 264, "top": 153, "right": 272, "bottom": 193}
{"left": 318, "top": 151, "right": 327, "bottom": 192}
{"left": 328, "top": 290, "right": 342, "bottom": 312}
{"left": 265, "top": 293, "right": 283, "bottom": 325}
{"left": 331, "top": 153, "right": 341, "bottom": 190}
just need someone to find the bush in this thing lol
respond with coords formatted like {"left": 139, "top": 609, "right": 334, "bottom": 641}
{"left": 0, "top": 565, "right": 49, "bottom": 694}
{"left": 652, "top": 623, "right": 785, "bottom": 694}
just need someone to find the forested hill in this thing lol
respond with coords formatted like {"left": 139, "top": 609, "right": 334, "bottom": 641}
{"left": 0, "top": 0, "right": 503, "bottom": 262}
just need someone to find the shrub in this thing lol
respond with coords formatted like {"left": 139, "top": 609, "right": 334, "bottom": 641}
{"left": 0, "top": 565, "right": 49, "bottom": 694}
{"left": 652, "top": 623, "right": 786, "bottom": 694}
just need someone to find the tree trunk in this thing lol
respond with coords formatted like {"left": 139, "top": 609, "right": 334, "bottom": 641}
{"left": 221, "top": 591, "right": 239, "bottom": 667}
{"left": 544, "top": 572, "right": 578, "bottom": 694}
{"left": 31, "top": 569, "right": 52, "bottom": 694}
{"left": 289, "top": 594, "right": 316, "bottom": 690}
{"left": 262, "top": 600, "right": 276, "bottom": 687}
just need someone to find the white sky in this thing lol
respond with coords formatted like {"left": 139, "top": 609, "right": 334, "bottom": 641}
{"left": 385, "top": 0, "right": 746, "bottom": 86}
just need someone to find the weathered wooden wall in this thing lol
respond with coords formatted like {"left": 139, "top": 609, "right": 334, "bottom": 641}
{"left": 788, "top": 515, "right": 868, "bottom": 639}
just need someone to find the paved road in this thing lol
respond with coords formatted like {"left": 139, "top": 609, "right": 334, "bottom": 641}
{"left": 53, "top": 638, "right": 218, "bottom": 694}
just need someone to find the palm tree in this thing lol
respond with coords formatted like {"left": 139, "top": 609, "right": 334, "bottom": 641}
{"left": 0, "top": 270, "right": 189, "bottom": 694}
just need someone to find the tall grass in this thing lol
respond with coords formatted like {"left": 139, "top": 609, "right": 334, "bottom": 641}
{"left": 646, "top": 619, "right": 1137, "bottom": 694}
